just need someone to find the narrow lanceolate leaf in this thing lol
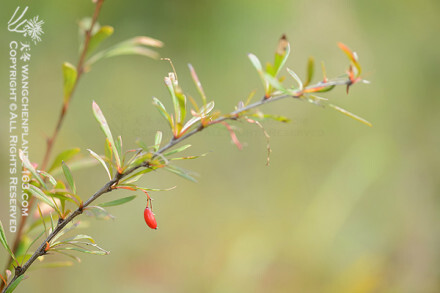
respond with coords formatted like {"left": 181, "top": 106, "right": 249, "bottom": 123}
{"left": 164, "top": 76, "right": 181, "bottom": 123}
{"left": 165, "top": 165, "right": 198, "bottom": 183}
{"left": 120, "top": 168, "right": 154, "bottom": 184}
{"left": 22, "top": 230, "right": 45, "bottom": 260}
{"left": 137, "top": 186, "right": 176, "bottom": 192}
{"left": 52, "top": 246, "right": 109, "bottom": 255}
{"left": 115, "top": 136, "right": 123, "bottom": 169}
{"left": 37, "top": 170, "right": 57, "bottom": 186}
{"left": 105, "top": 138, "right": 114, "bottom": 176}
{"left": 265, "top": 74, "right": 287, "bottom": 91}
{"left": 154, "top": 131, "right": 162, "bottom": 152}
{"left": 54, "top": 251, "right": 81, "bottom": 263}
{"left": 87, "top": 149, "right": 111, "bottom": 180}
{"left": 92, "top": 101, "right": 121, "bottom": 168}
{"left": 62, "top": 161, "right": 77, "bottom": 194}
{"left": 188, "top": 64, "right": 207, "bottom": 105}
{"left": 286, "top": 68, "right": 303, "bottom": 90}
{"left": 169, "top": 153, "right": 208, "bottom": 161}
{"left": 180, "top": 101, "right": 215, "bottom": 134}
{"left": 84, "top": 206, "right": 114, "bottom": 220}
{"left": 87, "top": 25, "right": 114, "bottom": 56}
{"left": 304, "top": 57, "right": 315, "bottom": 87}
{"left": 248, "top": 53, "right": 268, "bottom": 94}
{"left": 251, "top": 113, "right": 291, "bottom": 123}
{"left": 127, "top": 152, "right": 152, "bottom": 170}
{"left": 19, "top": 150, "right": 45, "bottom": 189}
{"left": 0, "top": 221, "right": 17, "bottom": 263}
{"left": 176, "top": 91, "right": 187, "bottom": 126}
{"left": 163, "top": 144, "right": 192, "bottom": 157}
{"left": 98, "top": 195, "right": 136, "bottom": 207}
{"left": 50, "top": 158, "right": 97, "bottom": 177}
{"left": 48, "top": 148, "right": 81, "bottom": 173}
{"left": 152, "top": 97, "right": 172, "bottom": 128}
{"left": 29, "top": 185, "right": 58, "bottom": 212}
{"left": 273, "top": 34, "right": 291, "bottom": 77}
{"left": 53, "top": 234, "right": 96, "bottom": 246}
{"left": 4, "top": 275, "right": 24, "bottom": 293}
{"left": 328, "top": 103, "right": 372, "bottom": 127}
{"left": 84, "top": 34, "right": 163, "bottom": 67}
{"left": 62, "top": 62, "right": 77, "bottom": 104}
{"left": 338, "top": 42, "right": 361, "bottom": 77}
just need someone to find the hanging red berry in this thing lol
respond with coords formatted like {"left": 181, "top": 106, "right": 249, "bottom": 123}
{"left": 144, "top": 207, "right": 157, "bottom": 229}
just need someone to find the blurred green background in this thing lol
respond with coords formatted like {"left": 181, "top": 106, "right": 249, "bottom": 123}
{"left": 1, "top": 0, "right": 440, "bottom": 292}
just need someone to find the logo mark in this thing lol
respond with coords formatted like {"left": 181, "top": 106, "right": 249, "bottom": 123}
{"left": 8, "top": 6, "right": 44, "bottom": 44}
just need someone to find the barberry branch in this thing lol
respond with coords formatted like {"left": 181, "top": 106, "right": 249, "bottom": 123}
{"left": 2, "top": 73, "right": 359, "bottom": 292}
{"left": 0, "top": 1, "right": 105, "bottom": 291}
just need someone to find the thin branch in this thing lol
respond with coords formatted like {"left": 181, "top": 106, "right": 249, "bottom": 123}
{"left": 2, "top": 75, "right": 354, "bottom": 292}
{"left": 1, "top": 1, "right": 106, "bottom": 291}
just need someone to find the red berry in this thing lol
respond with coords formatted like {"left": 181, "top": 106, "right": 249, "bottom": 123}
{"left": 144, "top": 207, "right": 157, "bottom": 229}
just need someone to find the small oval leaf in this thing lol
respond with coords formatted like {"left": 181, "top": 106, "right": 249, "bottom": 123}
{"left": 62, "top": 62, "right": 77, "bottom": 104}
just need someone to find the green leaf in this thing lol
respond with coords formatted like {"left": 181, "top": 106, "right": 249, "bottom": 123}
{"left": 87, "top": 25, "right": 114, "bottom": 56}
{"left": 251, "top": 113, "right": 291, "bottom": 123}
{"left": 26, "top": 215, "right": 51, "bottom": 234}
{"left": 19, "top": 150, "right": 46, "bottom": 189}
{"left": 164, "top": 75, "right": 181, "bottom": 123}
{"left": 152, "top": 97, "right": 173, "bottom": 128}
{"left": 264, "top": 74, "right": 288, "bottom": 93}
{"left": 338, "top": 42, "right": 361, "bottom": 77}
{"left": 84, "top": 206, "right": 114, "bottom": 220}
{"left": 84, "top": 36, "right": 162, "bottom": 68}
{"left": 115, "top": 136, "right": 123, "bottom": 166}
{"left": 92, "top": 101, "right": 121, "bottom": 168}
{"left": 165, "top": 165, "right": 198, "bottom": 183}
{"left": 176, "top": 91, "right": 187, "bottom": 126}
{"left": 154, "top": 131, "right": 162, "bottom": 152}
{"left": 22, "top": 230, "right": 45, "bottom": 261}
{"left": 313, "top": 85, "right": 336, "bottom": 93}
{"left": 164, "top": 145, "right": 192, "bottom": 157}
{"left": 169, "top": 153, "right": 208, "bottom": 161}
{"left": 62, "top": 62, "right": 77, "bottom": 104}
{"left": 304, "top": 57, "right": 314, "bottom": 87}
{"left": 188, "top": 64, "right": 207, "bottom": 105}
{"left": 0, "top": 221, "right": 17, "bottom": 263}
{"left": 51, "top": 221, "right": 82, "bottom": 244}
{"left": 78, "top": 17, "right": 100, "bottom": 52}
{"left": 87, "top": 149, "right": 111, "bottom": 180}
{"left": 48, "top": 147, "right": 91, "bottom": 173}
{"left": 29, "top": 185, "right": 58, "bottom": 211}
{"left": 137, "top": 186, "right": 176, "bottom": 192}
{"left": 37, "top": 170, "right": 57, "bottom": 186}
{"left": 53, "top": 251, "right": 81, "bottom": 263}
{"left": 105, "top": 138, "right": 114, "bottom": 176}
{"left": 98, "top": 195, "right": 136, "bottom": 207}
{"left": 4, "top": 275, "right": 25, "bottom": 293}
{"left": 287, "top": 68, "right": 303, "bottom": 90}
{"left": 120, "top": 168, "right": 154, "bottom": 184}
{"left": 53, "top": 234, "right": 96, "bottom": 246}
{"left": 52, "top": 246, "right": 109, "bottom": 256}
{"left": 62, "top": 161, "right": 76, "bottom": 195}
{"left": 50, "top": 158, "right": 97, "bottom": 177}
{"left": 9, "top": 254, "right": 32, "bottom": 270}
{"left": 273, "top": 35, "right": 290, "bottom": 77}
{"left": 248, "top": 53, "right": 268, "bottom": 94}
{"left": 180, "top": 101, "right": 215, "bottom": 134}
{"left": 328, "top": 103, "right": 372, "bottom": 127}
{"left": 126, "top": 152, "right": 152, "bottom": 170}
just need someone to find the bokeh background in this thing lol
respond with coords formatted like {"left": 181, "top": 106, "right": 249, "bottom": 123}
{"left": 1, "top": 0, "right": 440, "bottom": 292}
